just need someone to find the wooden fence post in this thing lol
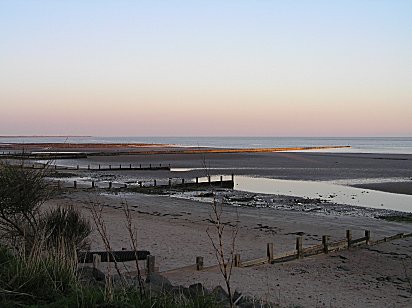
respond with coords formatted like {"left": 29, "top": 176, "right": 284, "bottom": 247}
{"left": 73, "top": 181, "right": 77, "bottom": 189}
{"left": 181, "top": 178, "right": 185, "bottom": 185}
{"left": 92, "top": 181, "right": 95, "bottom": 188}
{"left": 119, "top": 164, "right": 122, "bottom": 169}
{"left": 109, "top": 165, "right": 111, "bottom": 170}
{"left": 234, "top": 254, "right": 241, "bottom": 267}
{"left": 208, "top": 176, "right": 211, "bottom": 184}
{"left": 346, "top": 230, "right": 352, "bottom": 248}
{"left": 99, "top": 164, "right": 101, "bottom": 170}
{"left": 146, "top": 255, "right": 155, "bottom": 280}
{"left": 220, "top": 176, "right": 223, "bottom": 187}
{"left": 196, "top": 177, "right": 199, "bottom": 184}
{"left": 296, "top": 237, "right": 303, "bottom": 258}
{"left": 140, "top": 164, "right": 142, "bottom": 169}
{"left": 139, "top": 181, "right": 142, "bottom": 188}
{"left": 154, "top": 180, "right": 157, "bottom": 187}
{"left": 267, "top": 243, "right": 274, "bottom": 262}
{"left": 196, "top": 256, "right": 204, "bottom": 270}
{"left": 169, "top": 178, "right": 172, "bottom": 187}
{"left": 322, "top": 235, "right": 329, "bottom": 253}
{"left": 88, "top": 165, "right": 90, "bottom": 170}
{"left": 92, "top": 254, "right": 101, "bottom": 279}
{"left": 365, "top": 230, "right": 370, "bottom": 245}
{"left": 231, "top": 174, "right": 234, "bottom": 182}
{"left": 109, "top": 182, "right": 112, "bottom": 189}
{"left": 129, "top": 164, "right": 132, "bottom": 169}
{"left": 77, "top": 165, "right": 79, "bottom": 170}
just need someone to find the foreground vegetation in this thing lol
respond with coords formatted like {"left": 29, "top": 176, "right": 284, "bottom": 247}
{"left": 0, "top": 162, "right": 226, "bottom": 307}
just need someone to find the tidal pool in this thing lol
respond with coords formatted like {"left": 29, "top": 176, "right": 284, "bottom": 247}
{"left": 233, "top": 176, "right": 412, "bottom": 213}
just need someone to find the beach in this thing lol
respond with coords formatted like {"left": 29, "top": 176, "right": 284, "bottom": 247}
{"left": 3, "top": 143, "right": 412, "bottom": 307}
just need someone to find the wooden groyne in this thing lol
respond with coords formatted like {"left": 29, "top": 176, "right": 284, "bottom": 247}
{"left": 54, "top": 175, "right": 235, "bottom": 190}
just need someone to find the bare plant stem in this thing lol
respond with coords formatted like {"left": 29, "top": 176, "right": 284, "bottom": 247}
{"left": 121, "top": 199, "right": 145, "bottom": 297}
{"left": 206, "top": 195, "right": 238, "bottom": 308}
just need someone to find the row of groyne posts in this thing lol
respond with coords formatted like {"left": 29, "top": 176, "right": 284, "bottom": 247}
{"left": 83, "top": 230, "right": 412, "bottom": 279}
{"left": 28, "top": 162, "right": 170, "bottom": 171}
{"left": 57, "top": 174, "right": 235, "bottom": 190}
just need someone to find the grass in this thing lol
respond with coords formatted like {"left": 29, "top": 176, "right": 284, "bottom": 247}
{"left": 379, "top": 214, "right": 412, "bottom": 224}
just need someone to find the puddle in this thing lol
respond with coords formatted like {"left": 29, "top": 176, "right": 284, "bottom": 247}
{"left": 234, "top": 176, "right": 412, "bottom": 213}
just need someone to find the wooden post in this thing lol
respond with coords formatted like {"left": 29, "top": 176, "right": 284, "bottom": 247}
{"left": 169, "top": 178, "right": 172, "bottom": 187}
{"left": 296, "top": 237, "right": 303, "bottom": 258}
{"left": 234, "top": 254, "right": 241, "bottom": 267}
{"left": 231, "top": 174, "right": 234, "bottom": 182}
{"left": 346, "top": 230, "right": 352, "bottom": 248}
{"left": 196, "top": 256, "right": 204, "bottom": 271}
{"left": 365, "top": 230, "right": 370, "bottom": 245}
{"left": 119, "top": 164, "right": 122, "bottom": 169}
{"left": 57, "top": 180, "right": 61, "bottom": 189}
{"left": 88, "top": 165, "right": 90, "bottom": 170}
{"left": 208, "top": 176, "right": 211, "bottom": 184}
{"left": 92, "top": 181, "right": 95, "bottom": 188}
{"left": 77, "top": 165, "right": 79, "bottom": 170}
{"left": 220, "top": 175, "right": 223, "bottom": 187}
{"left": 73, "top": 181, "right": 77, "bottom": 189}
{"left": 196, "top": 177, "right": 199, "bottom": 184}
{"left": 99, "top": 164, "right": 101, "bottom": 170}
{"left": 139, "top": 181, "right": 142, "bottom": 188}
{"left": 146, "top": 255, "right": 155, "bottom": 279}
{"left": 149, "top": 164, "right": 152, "bottom": 169}
{"left": 322, "top": 235, "right": 329, "bottom": 253}
{"left": 181, "top": 178, "right": 185, "bottom": 185}
{"left": 92, "top": 254, "right": 101, "bottom": 279}
{"left": 129, "top": 164, "right": 132, "bottom": 169}
{"left": 267, "top": 243, "right": 274, "bottom": 262}
{"left": 140, "top": 164, "right": 142, "bottom": 169}
{"left": 55, "top": 165, "right": 57, "bottom": 170}
{"left": 109, "top": 165, "right": 111, "bottom": 170}
{"left": 154, "top": 179, "right": 157, "bottom": 187}
{"left": 109, "top": 182, "right": 112, "bottom": 189}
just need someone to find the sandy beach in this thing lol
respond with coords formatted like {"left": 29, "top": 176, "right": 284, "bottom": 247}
{"left": 4, "top": 144, "right": 412, "bottom": 306}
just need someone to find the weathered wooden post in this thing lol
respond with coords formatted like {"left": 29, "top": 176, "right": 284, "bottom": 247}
{"left": 234, "top": 254, "right": 241, "bottom": 267}
{"left": 346, "top": 230, "right": 352, "bottom": 248}
{"left": 365, "top": 230, "right": 370, "bottom": 245}
{"left": 153, "top": 179, "right": 157, "bottom": 187}
{"left": 196, "top": 256, "right": 204, "bottom": 271}
{"left": 140, "top": 164, "right": 142, "bottom": 169}
{"left": 98, "top": 164, "right": 101, "bottom": 170}
{"left": 322, "top": 235, "right": 329, "bottom": 253}
{"left": 88, "top": 165, "right": 90, "bottom": 170}
{"left": 73, "top": 181, "right": 77, "bottom": 189}
{"left": 146, "top": 255, "right": 155, "bottom": 280}
{"left": 196, "top": 177, "right": 199, "bottom": 184}
{"left": 220, "top": 175, "right": 223, "bottom": 187}
{"left": 77, "top": 165, "right": 79, "bottom": 170}
{"left": 92, "top": 181, "right": 95, "bottom": 188}
{"left": 92, "top": 254, "right": 101, "bottom": 279}
{"left": 119, "top": 164, "right": 122, "bottom": 169}
{"left": 109, "top": 165, "right": 111, "bottom": 170}
{"left": 181, "top": 178, "right": 185, "bottom": 185}
{"left": 129, "top": 164, "right": 132, "bottom": 169}
{"left": 108, "top": 182, "right": 112, "bottom": 189}
{"left": 231, "top": 174, "right": 234, "bottom": 182}
{"left": 169, "top": 178, "right": 172, "bottom": 187}
{"left": 208, "top": 176, "right": 211, "bottom": 184}
{"left": 267, "top": 243, "right": 274, "bottom": 262}
{"left": 296, "top": 237, "right": 303, "bottom": 258}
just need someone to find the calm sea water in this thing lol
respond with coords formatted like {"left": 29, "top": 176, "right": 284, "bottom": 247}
{"left": 1, "top": 136, "right": 412, "bottom": 154}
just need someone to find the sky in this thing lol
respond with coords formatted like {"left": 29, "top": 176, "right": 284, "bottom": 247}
{"left": 0, "top": 0, "right": 411, "bottom": 137}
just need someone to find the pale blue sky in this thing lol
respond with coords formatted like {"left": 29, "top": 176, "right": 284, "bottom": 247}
{"left": 1, "top": 1, "right": 411, "bottom": 136}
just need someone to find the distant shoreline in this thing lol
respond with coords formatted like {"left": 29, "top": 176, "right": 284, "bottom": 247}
{"left": 0, "top": 135, "right": 92, "bottom": 138}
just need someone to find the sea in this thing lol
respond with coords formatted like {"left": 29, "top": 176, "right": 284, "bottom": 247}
{"left": 1, "top": 136, "right": 412, "bottom": 154}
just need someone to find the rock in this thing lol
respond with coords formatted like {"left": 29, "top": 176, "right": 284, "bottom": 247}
{"left": 188, "top": 283, "right": 208, "bottom": 296}
{"left": 146, "top": 272, "right": 173, "bottom": 291}
{"left": 212, "top": 285, "right": 229, "bottom": 302}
